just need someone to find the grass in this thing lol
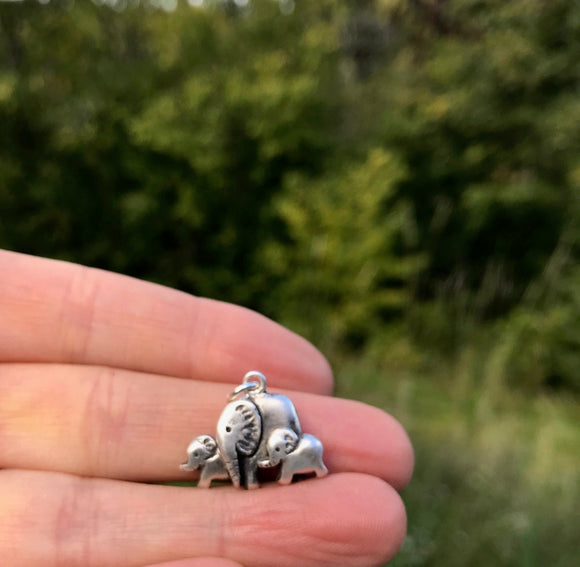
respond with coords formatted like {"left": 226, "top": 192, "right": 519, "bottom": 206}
{"left": 334, "top": 352, "right": 580, "bottom": 567}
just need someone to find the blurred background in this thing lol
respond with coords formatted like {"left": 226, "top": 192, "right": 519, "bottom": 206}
{"left": 0, "top": 0, "right": 578, "bottom": 565}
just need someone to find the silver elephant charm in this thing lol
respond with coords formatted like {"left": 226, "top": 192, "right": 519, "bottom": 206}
{"left": 181, "top": 371, "right": 328, "bottom": 489}
{"left": 259, "top": 429, "right": 328, "bottom": 485}
{"left": 180, "top": 435, "right": 229, "bottom": 488}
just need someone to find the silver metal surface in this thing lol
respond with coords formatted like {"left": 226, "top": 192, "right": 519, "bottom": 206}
{"left": 180, "top": 434, "right": 230, "bottom": 488}
{"left": 228, "top": 370, "right": 267, "bottom": 401}
{"left": 259, "top": 429, "right": 328, "bottom": 485}
{"left": 181, "top": 371, "right": 327, "bottom": 489}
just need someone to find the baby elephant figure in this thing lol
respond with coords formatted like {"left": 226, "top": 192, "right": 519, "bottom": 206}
{"left": 260, "top": 428, "right": 328, "bottom": 485}
{"left": 180, "top": 435, "right": 230, "bottom": 488}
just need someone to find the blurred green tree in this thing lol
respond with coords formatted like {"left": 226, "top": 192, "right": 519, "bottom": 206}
{"left": 0, "top": 0, "right": 578, "bottom": 390}
{"left": 375, "top": 0, "right": 580, "bottom": 316}
{"left": 260, "top": 148, "right": 424, "bottom": 350}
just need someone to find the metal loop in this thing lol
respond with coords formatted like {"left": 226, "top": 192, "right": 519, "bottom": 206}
{"left": 228, "top": 382, "right": 259, "bottom": 401}
{"left": 243, "top": 371, "right": 267, "bottom": 392}
{"left": 228, "top": 371, "right": 267, "bottom": 401}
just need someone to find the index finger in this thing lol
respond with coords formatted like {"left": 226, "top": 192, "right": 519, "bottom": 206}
{"left": 0, "top": 250, "right": 333, "bottom": 394}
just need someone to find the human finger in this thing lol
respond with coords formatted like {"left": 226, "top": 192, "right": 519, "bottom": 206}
{"left": 142, "top": 560, "right": 243, "bottom": 567}
{"left": 0, "top": 250, "right": 332, "bottom": 394}
{"left": 0, "top": 363, "right": 413, "bottom": 490}
{"left": 0, "top": 470, "right": 406, "bottom": 567}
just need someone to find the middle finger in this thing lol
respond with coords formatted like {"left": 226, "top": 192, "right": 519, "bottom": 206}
{"left": 0, "top": 363, "right": 413, "bottom": 490}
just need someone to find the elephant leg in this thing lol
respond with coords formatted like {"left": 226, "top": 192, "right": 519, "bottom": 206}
{"left": 278, "top": 462, "right": 294, "bottom": 485}
{"left": 315, "top": 463, "right": 328, "bottom": 478}
{"left": 244, "top": 455, "right": 260, "bottom": 490}
{"left": 198, "top": 472, "right": 211, "bottom": 488}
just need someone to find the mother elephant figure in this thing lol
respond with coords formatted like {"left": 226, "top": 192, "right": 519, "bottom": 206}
{"left": 216, "top": 390, "right": 302, "bottom": 489}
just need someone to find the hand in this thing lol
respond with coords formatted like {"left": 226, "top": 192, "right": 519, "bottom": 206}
{"left": 0, "top": 250, "right": 413, "bottom": 567}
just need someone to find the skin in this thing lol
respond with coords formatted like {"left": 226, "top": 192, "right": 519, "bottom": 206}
{"left": 0, "top": 250, "right": 414, "bottom": 567}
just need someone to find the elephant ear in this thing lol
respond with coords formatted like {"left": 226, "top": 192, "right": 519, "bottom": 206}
{"left": 200, "top": 435, "right": 217, "bottom": 456}
{"left": 234, "top": 401, "right": 262, "bottom": 456}
{"left": 283, "top": 429, "right": 299, "bottom": 453}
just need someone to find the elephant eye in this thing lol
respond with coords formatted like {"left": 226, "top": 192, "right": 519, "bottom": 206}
{"left": 275, "top": 447, "right": 281, "bottom": 452}
{"left": 226, "top": 426, "right": 232, "bottom": 433}
{"left": 193, "top": 452, "right": 199, "bottom": 457}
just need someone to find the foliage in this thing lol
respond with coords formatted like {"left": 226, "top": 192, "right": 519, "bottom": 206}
{"left": 337, "top": 357, "right": 580, "bottom": 567}
{"left": 0, "top": 0, "right": 342, "bottom": 307}
{"left": 375, "top": 0, "right": 580, "bottom": 313}
{"left": 0, "top": 1, "right": 578, "bottom": 382}
{"left": 260, "top": 148, "right": 424, "bottom": 349}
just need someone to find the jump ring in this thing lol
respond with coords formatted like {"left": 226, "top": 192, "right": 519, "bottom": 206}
{"left": 242, "top": 370, "right": 267, "bottom": 393}
{"left": 228, "top": 381, "right": 260, "bottom": 401}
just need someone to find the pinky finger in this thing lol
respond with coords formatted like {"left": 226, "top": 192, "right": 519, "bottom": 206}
{"left": 142, "top": 560, "right": 243, "bottom": 567}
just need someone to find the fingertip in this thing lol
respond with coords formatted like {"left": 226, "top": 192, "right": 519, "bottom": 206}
{"left": 375, "top": 410, "right": 414, "bottom": 491}
{"left": 395, "top": 426, "right": 415, "bottom": 491}
{"left": 303, "top": 397, "right": 414, "bottom": 490}
{"left": 327, "top": 474, "right": 407, "bottom": 566}
{"left": 257, "top": 313, "right": 335, "bottom": 396}
{"left": 379, "top": 478, "right": 408, "bottom": 563}
{"left": 347, "top": 403, "right": 414, "bottom": 491}
{"left": 298, "top": 339, "right": 334, "bottom": 396}
{"left": 228, "top": 472, "right": 408, "bottom": 567}
{"left": 206, "top": 299, "right": 335, "bottom": 395}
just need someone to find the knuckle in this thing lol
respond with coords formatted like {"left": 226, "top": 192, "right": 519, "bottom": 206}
{"left": 52, "top": 476, "right": 100, "bottom": 567}
{"left": 83, "top": 367, "right": 130, "bottom": 476}
{"left": 0, "top": 471, "right": 26, "bottom": 560}
{"left": 0, "top": 472, "right": 102, "bottom": 567}
{"left": 58, "top": 265, "right": 101, "bottom": 362}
